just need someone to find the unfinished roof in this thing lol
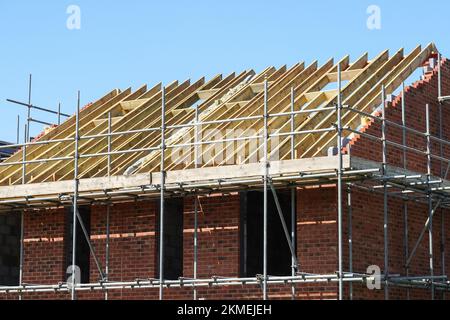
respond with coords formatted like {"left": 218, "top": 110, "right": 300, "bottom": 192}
{"left": 0, "top": 43, "right": 438, "bottom": 186}
{"left": 0, "top": 141, "right": 17, "bottom": 162}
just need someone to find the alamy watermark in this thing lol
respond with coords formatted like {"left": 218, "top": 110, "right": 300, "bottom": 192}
{"left": 366, "top": 5, "right": 381, "bottom": 30}
{"left": 66, "top": 5, "right": 81, "bottom": 30}
{"left": 66, "top": 265, "right": 81, "bottom": 289}
{"left": 366, "top": 265, "right": 382, "bottom": 290}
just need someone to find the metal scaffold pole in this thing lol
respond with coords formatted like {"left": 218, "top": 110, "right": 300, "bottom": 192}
{"left": 290, "top": 87, "right": 295, "bottom": 159}
{"left": 16, "top": 115, "right": 20, "bottom": 144}
{"left": 27, "top": 74, "right": 32, "bottom": 143}
{"left": 104, "top": 111, "right": 112, "bottom": 301}
{"left": 403, "top": 200, "right": 410, "bottom": 300}
{"left": 337, "top": 64, "right": 344, "bottom": 300}
{"left": 425, "top": 104, "right": 435, "bottom": 300}
{"left": 194, "top": 103, "right": 200, "bottom": 167}
{"left": 442, "top": 209, "right": 446, "bottom": 300}
{"left": 269, "top": 183, "right": 299, "bottom": 272}
{"left": 105, "top": 203, "right": 111, "bottom": 300}
{"left": 437, "top": 52, "right": 446, "bottom": 299}
{"left": 401, "top": 82, "right": 410, "bottom": 300}
{"left": 107, "top": 112, "right": 112, "bottom": 177}
{"left": 71, "top": 91, "right": 81, "bottom": 301}
{"left": 159, "top": 86, "right": 166, "bottom": 300}
{"left": 76, "top": 209, "right": 105, "bottom": 280}
{"left": 263, "top": 77, "right": 269, "bottom": 300}
{"left": 19, "top": 123, "right": 27, "bottom": 301}
{"left": 347, "top": 184, "right": 353, "bottom": 300}
{"left": 381, "top": 85, "right": 389, "bottom": 300}
{"left": 194, "top": 103, "right": 199, "bottom": 300}
{"left": 406, "top": 200, "right": 443, "bottom": 270}
{"left": 439, "top": 95, "right": 444, "bottom": 178}
{"left": 193, "top": 194, "right": 199, "bottom": 300}
{"left": 22, "top": 124, "right": 27, "bottom": 185}
{"left": 18, "top": 209, "right": 24, "bottom": 300}
{"left": 438, "top": 52, "right": 442, "bottom": 101}
{"left": 290, "top": 86, "right": 297, "bottom": 300}
{"left": 402, "top": 82, "right": 407, "bottom": 169}
{"left": 58, "top": 103, "right": 61, "bottom": 126}
{"left": 2, "top": 272, "right": 449, "bottom": 295}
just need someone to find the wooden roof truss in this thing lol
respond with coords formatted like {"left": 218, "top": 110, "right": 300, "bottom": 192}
{"left": 0, "top": 44, "right": 438, "bottom": 187}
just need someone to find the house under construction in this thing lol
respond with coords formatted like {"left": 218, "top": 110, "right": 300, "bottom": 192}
{"left": 0, "top": 43, "right": 449, "bottom": 300}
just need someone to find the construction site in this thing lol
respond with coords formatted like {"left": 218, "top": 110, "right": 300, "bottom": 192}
{"left": 0, "top": 43, "right": 448, "bottom": 300}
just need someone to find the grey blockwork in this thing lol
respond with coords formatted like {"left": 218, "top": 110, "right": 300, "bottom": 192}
{"left": 0, "top": 212, "right": 20, "bottom": 286}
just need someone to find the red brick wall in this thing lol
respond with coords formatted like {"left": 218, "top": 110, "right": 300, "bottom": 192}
{"left": 348, "top": 58, "right": 450, "bottom": 176}
{"left": 182, "top": 194, "right": 240, "bottom": 279}
{"left": 1, "top": 186, "right": 339, "bottom": 300}
{"left": 345, "top": 58, "right": 450, "bottom": 300}
{"left": 23, "top": 208, "right": 65, "bottom": 286}
{"left": 86, "top": 201, "right": 158, "bottom": 300}
{"left": 19, "top": 208, "right": 68, "bottom": 300}
{"left": 342, "top": 187, "right": 450, "bottom": 300}
{"left": 7, "top": 181, "right": 447, "bottom": 301}
{"left": 295, "top": 186, "right": 338, "bottom": 299}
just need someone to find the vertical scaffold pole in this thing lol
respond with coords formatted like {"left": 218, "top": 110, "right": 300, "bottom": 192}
{"left": 107, "top": 112, "right": 112, "bottom": 177}
{"left": 438, "top": 52, "right": 444, "bottom": 177}
{"left": 347, "top": 184, "right": 353, "bottom": 300}
{"left": 58, "top": 103, "right": 61, "bottom": 126}
{"left": 193, "top": 103, "right": 199, "bottom": 300}
{"left": 402, "top": 82, "right": 407, "bottom": 168}
{"left": 401, "top": 82, "right": 410, "bottom": 300}
{"left": 16, "top": 115, "right": 20, "bottom": 144}
{"left": 403, "top": 201, "right": 410, "bottom": 300}
{"left": 438, "top": 52, "right": 442, "bottom": 102}
{"left": 105, "top": 203, "right": 110, "bottom": 300}
{"left": 18, "top": 209, "right": 24, "bottom": 301}
{"left": 437, "top": 52, "right": 446, "bottom": 299}
{"left": 159, "top": 86, "right": 166, "bottom": 300}
{"left": 195, "top": 103, "right": 200, "bottom": 168}
{"left": 381, "top": 85, "right": 389, "bottom": 300}
{"left": 22, "top": 124, "right": 27, "bottom": 184}
{"left": 442, "top": 209, "right": 446, "bottom": 300}
{"left": 263, "top": 77, "right": 269, "bottom": 300}
{"left": 71, "top": 91, "right": 80, "bottom": 301}
{"left": 337, "top": 64, "right": 344, "bottom": 300}
{"left": 19, "top": 124, "right": 28, "bottom": 300}
{"left": 193, "top": 194, "right": 199, "bottom": 300}
{"left": 27, "top": 74, "right": 32, "bottom": 143}
{"left": 105, "top": 112, "right": 112, "bottom": 301}
{"left": 18, "top": 124, "right": 27, "bottom": 300}
{"left": 290, "top": 86, "right": 297, "bottom": 300}
{"left": 425, "top": 104, "right": 434, "bottom": 300}
{"left": 290, "top": 86, "right": 295, "bottom": 160}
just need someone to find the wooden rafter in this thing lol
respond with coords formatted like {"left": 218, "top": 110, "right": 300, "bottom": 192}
{"left": 0, "top": 44, "right": 438, "bottom": 186}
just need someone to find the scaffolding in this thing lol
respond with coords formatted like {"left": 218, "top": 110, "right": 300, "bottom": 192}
{"left": 0, "top": 46, "right": 449, "bottom": 300}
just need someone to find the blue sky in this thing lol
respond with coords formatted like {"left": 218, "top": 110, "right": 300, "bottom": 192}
{"left": 0, "top": 0, "right": 449, "bottom": 143}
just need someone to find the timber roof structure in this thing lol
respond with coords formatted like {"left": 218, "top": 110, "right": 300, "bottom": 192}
{"left": 0, "top": 43, "right": 438, "bottom": 186}
{"left": 1, "top": 43, "right": 448, "bottom": 213}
